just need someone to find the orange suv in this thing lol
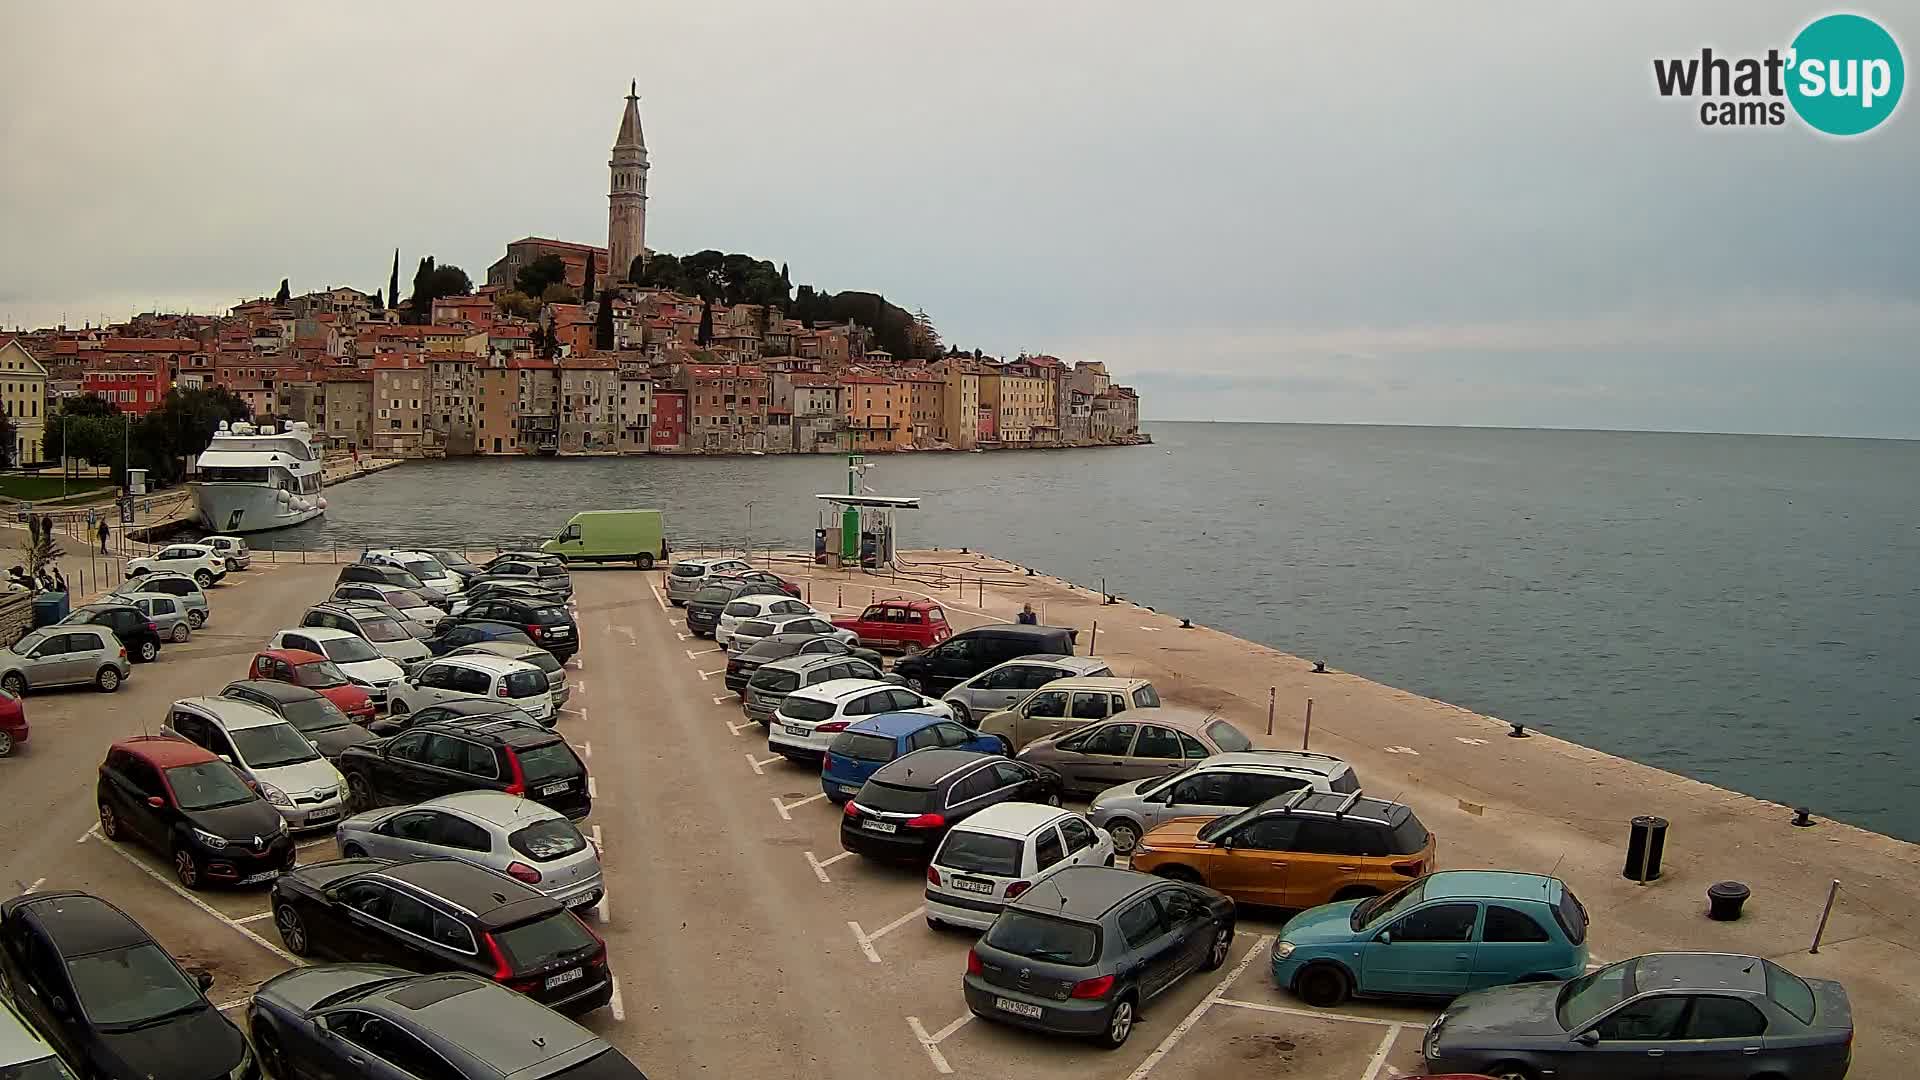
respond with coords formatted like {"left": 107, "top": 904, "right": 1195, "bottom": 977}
{"left": 1130, "top": 791, "right": 1435, "bottom": 908}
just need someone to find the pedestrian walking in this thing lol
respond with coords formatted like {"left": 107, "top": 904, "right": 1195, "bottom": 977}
{"left": 97, "top": 518, "right": 110, "bottom": 554}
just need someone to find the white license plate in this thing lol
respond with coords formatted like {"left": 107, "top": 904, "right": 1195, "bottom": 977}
{"left": 951, "top": 877, "right": 994, "bottom": 895}
{"left": 784, "top": 724, "right": 809, "bottom": 737}
{"left": 240, "top": 871, "right": 280, "bottom": 885}
{"left": 994, "top": 997, "right": 1043, "bottom": 1019}
{"left": 539, "top": 782, "right": 570, "bottom": 796}
{"left": 838, "top": 783, "right": 861, "bottom": 794}
{"left": 548, "top": 627, "right": 571, "bottom": 637}
{"left": 544, "top": 967, "right": 584, "bottom": 990}
{"left": 306, "top": 812, "right": 338, "bottom": 825}
{"left": 862, "top": 820, "right": 898, "bottom": 834}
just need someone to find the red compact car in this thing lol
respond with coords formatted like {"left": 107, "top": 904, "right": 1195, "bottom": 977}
{"left": 0, "top": 689, "right": 25, "bottom": 756}
{"left": 249, "top": 649, "right": 376, "bottom": 723}
{"left": 831, "top": 598, "right": 952, "bottom": 653}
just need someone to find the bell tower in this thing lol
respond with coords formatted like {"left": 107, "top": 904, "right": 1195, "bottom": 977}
{"left": 607, "top": 81, "right": 649, "bottom": 285}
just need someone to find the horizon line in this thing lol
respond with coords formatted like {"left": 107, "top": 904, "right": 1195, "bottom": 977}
{"left": 1138, "top": 418, "right": 1920, "bottom": 444}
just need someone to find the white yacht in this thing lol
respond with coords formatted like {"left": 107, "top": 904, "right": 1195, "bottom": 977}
{"left": 191, "top": 420, "right": 327, "bottom": 533}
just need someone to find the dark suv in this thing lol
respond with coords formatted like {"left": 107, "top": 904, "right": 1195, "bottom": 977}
{"left": 685, "top": 579, "right": 789, "bottom": 638}
{"left": 337, "top": 564, "right": 448, "bottom": 609}
{"left": 268, "top": 857, "right": 612, "bottom": 1014}
{"left": 892, "top": 623, "right": 1077, "bottom": 696}
{"left": 841, "top": 748, "right": 1062, "bottom": 862}
{"left": 62, "top": 602, "right": 164, "bottom": 663}
{"left": 336, "top": 716, "right": 591, "bottom": 819}
{"left": 451, "top": 597, "right": 578, "bottom": 661}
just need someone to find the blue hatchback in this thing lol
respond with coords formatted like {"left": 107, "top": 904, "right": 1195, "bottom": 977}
{"left": 1271, "top": 870, "right": 1588, "bottom": 1007}
{"left": 821, "top": 713, "right": 1002, "bottom": 802}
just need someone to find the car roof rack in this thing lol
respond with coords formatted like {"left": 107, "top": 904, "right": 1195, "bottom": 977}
{"left": 1331, "top": 791, "right": 1365, "bottom": 817}
{"left": 1275, "top": 788, "right": 1314, "bottom": 813}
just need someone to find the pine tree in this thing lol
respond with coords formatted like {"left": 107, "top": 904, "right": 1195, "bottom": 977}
{"left": 372, "top": 287, "right": 384, "bottom": 310}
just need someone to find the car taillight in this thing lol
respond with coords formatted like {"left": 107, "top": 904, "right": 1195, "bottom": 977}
{"left": 843, "top": 800, "right": 860, "bottom": 818}
{"left": 525, "top": 623, "right": 543, "bottom": 640}
{"left": 1005, "top": 880, "right": 1032, "bottom": 900}
{"left": 926, "top": 865, "right": 942, "bottom": 886}
{"left": 497, "top": 682, "right": 511, "bottom": 697}
{"left": 904, "top": 813, "right": 946, "bottom": 829}
{"left": 505, "top": 861, "right": 542, "bottom": 884}
{"left": 817, "top": 721, "right": 848, "bottom": 734}
{"left": 1071, "top": 974, "right": 1115, "bottom": 999}
{"left": 503, "top": 749, "right": 526, "bottom": 795}
{"left": 966, "top": 949, "right": 983, "bottom": 976}
{"left": 145, "top": 621, "right": 159, "bottom": 633}
{"left": 483, "top": 932, "right": 513, "bottom": 981}
{"left": 727, "top": 658, "right": 743, "bottom": 672}
{"left": 118, "top": 648, "right": 127, "bottom": 659}
{"left": 1392, "top": 860, "right": 1424, "bottom": 877}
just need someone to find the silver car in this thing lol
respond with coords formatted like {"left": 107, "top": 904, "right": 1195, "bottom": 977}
{"left": 333, "top": 790, "right": 605, "bottom": 910}
{"left": 109, "top": 572, "right": 210, "bottom": 628}
{"left": 727, "top": 613, "right": 854, "bottom": 655}
{"left": 1088, "top": 750, "right": 1362, "bottom": 854}
{"left": 665, "top": 557, "right": 753, "bottom": 605}
{"left": 449, "top": 640, "right": 570, "bottom": 708}
{"left": 0, "top": 626, "right": 128, "bottom": 695}
{"left": 940, "top": 654, "right": 1114, "bottom": 727}
{"left": 741, "top": 652, "right": 885, "bottom": 724}
{"left": 119, "top": 592, "right": 194, "bottom": 643}
{"left": 301, "top": 602, "right": 432, "bottom": 664}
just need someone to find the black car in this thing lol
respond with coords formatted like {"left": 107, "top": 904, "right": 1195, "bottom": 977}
{"left": 247, "top": 967, "right": 648, "bottom": 1080}
{"left": 963, "top": 866, "right": 1235, "bottom": 1049}
{"left": 62, "top": 603, "right": 164, "bottom": 663}
{"left": 725, "top": 633, "right": 885, "bottom": 693}
{"left": 366, "top": 698, "right": 539, "bottom": 737}
{"left": 268, "top": 858, "right": 612, "bottom": 1015}
{"left": 892, "top": 623, "right": 1077, "bottom": 696}
{"left": 841, "top": 748, "right": 1063, "bottom": 861}
{"left": 337, "top": 564, "right": 448, "bottom": 609}
{"left": 422, "top": 620, "right": 537, "bottom": 656}
{"left": 449, "top": 598, "right": 577, "bottom": 661}
{"left": 0, "top": 892, "right": 255, "bottom": 1080}
{"left": 337, "top": 715, "right": 591, "bottom": 819}
{"left": 219, "top": 680, "right": 379, "bottom": 760}
{"left": 95, "top": 736, "right": 293, "bottom": 888}
{"left": 685, "top": 579, "right": 789, "bottom": 638}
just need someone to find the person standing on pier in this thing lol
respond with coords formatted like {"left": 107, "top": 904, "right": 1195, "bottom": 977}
{"left": 1017, "top": 603, "right": 1038, "bottom": 624}
{"left": 97, "top": 518, "right": 110, "bottom": 554}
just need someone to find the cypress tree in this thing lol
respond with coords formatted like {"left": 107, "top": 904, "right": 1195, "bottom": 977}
{"left": 697, "top": 296, "right": 713, "bottom": 346}
{"left": 275, "top": 279, "right": 290, "bottom": 303}
{"left": 388, "top": 249, "right": 400, "bottom": 312}
{"left": 595, "top": 293, "right": 615, "bottom": 351}
{"left": 583, "top": 254, "right": 597, "bottom": 301}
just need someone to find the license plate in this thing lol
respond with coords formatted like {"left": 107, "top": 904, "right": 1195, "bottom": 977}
{"left": 307, "top": 812, "right": 338, "bottom": 825}
{"left": 544, "top": 968, "right": 583, "bottom": 990}
{"left": 838, "top": 783, "right": 861, "bottom": 795}
{"left": 784, "top": 724, "right": 809, "bottom": 737}
{"left": 952, "top": 877, "right": 994, "bottom": 895}
{"left": 240, "top": 871, "right": 280, "bottom": 885}
{"left": 548, "top": 627, "right": 571, "bottom": 637}
{"left": 540, "top": 781, "right": 570, "bottom": 796}
{"left": 994, "top": 997, "right": 1043, "bottom": 1019}
{"left": 862, "top": 820, "right": 898, "bottom": 834}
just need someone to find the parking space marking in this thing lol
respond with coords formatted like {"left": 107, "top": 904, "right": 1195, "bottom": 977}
{"left": 587, "top": 776, "right": 599, "bottom": 798}
{"left": 78, "top": 825, "right": 98, "bottom": 844}
{"left": 848, "top": 905, "right": 923, "bottom": 963}
{"left": 648, "top": 584, "right": 668, "bottom": 612}
{"left": 216, "top": 998, "right": 249, "bottom": 1012}
{"left": 725, "top": 719, "right": 757, "bottom": 737}
{"left": 98, "top": 838, "right": 303, "bottom": 967}
{"left": 771, "top": 792, "right": 827, "bottom": 821}
{"left": 1124, "top": 934, "right": 1272, "bottom": 1080}
{"left": 589, "top": 825, "right": 604, "bottom": 855}
{"left": 712, "top": 694, "right": 735, "bottom": 706}
{"left": 804, "top": 850, "right": 852, "bottom": 883}
{"left": 610, "top": 976, "right": 626, "bottom": 1021}
{"left": 594, "top": 893, "right": 611, "bottom": 925}
{"left": 296, "top": 836, "right": 333, "bottom": 850}
{"left": 571, "top": 740, "right": 592, "bottom": 758}
{"left": 698, "top": 668, "right": 725, "bottom": 680}
{"left": 746, "top": 752, "right": 784, "bottom": 776}
{"left": 23, "top": 878, "right": 44, "bottom": 894}
{"left": 1360, "top": 1027, "right": 1401, "bottom": 1080}
{"left": 675, "top": 632, "right": 691, "bottom": 641}
{"left": 906, "top": 1013, "right": 972, "bottom": 1075}
{"left": 234, "top": 911, "right": 275, "bottom": 925}
{"left": 686, "top": 647, "right": 723, "bottom": 659}
{"left": 1211, "top": 998, "right": 1415, "bottom": 1031}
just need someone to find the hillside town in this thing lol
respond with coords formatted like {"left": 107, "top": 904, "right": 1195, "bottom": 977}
{"left": 0, "top": 87, "right": 1143, "bottom": 462}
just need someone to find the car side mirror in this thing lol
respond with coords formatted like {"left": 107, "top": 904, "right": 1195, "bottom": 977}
{"left": 49, "top": 996, "right": 68, "bottom": 1016}
{"left": 1219, "top": 834, "right": 1235, "bottom": 851}
{"left": 1575, "top": 1029, "right": 1600, "bottom": 1047}
{"left": 146, "top": 796, "right": 165, "bottom": 809}
{"left": 1376, "top": 931, "right": 1393, "bottom": 945}
{"left": 192, "top": 969, "right": 215, "bottom": 992}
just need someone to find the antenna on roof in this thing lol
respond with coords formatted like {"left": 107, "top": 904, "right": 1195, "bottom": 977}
{"left": 1546, "top": 854, "right": 1566, "bottom": 880}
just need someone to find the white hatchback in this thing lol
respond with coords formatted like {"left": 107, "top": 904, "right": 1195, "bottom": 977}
{"left": 390, "top": 654, "right": 556, "bottom": 725}
{"left": 925, "top": 803, "right": 1116, "bottom": 931}
{"left": 715, "top": 595, "right": 818, "bottom": 648}
{"left": 127, "top": 544, "right": 228, "bottom": 588}
{"left": 268, "top": 627, "right": 407, "bottom": 708}
{"left": 768, "top": 678, "right": 951, "bottom": 759}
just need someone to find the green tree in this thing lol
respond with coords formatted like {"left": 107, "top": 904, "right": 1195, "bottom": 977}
{"left": 540, "top": 283, "right": 579, "bottom": 305}
{"left": 515, "top": 255, "right": 569, "bottom": 299}
{"left": 494, "top": 291, "right": 541, "bottom": 319}
{"left": 407, "top": 258, "right": 473, "bottom": 322}
{"left": 697, "top": 296, "right": 713, "bottom": 346}
{"left": 0, "top": 411, "right": 15, "bottom": 470}
{"left": 389, "top": 248, "right": 401, "bottom": 313}
{"left": 275, "top": 278, "right": 290, "bottom": 303}
{"left": 582, "top": 253, "right": 596, "bottom": 301}
{"left": 595, "top": 294, "right": 615, "bottom": 351}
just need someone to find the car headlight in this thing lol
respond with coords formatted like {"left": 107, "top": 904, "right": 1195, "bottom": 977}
{"left": 276, "top": 817, "right": 290, "bottom": 836}
{"left": 258, "top": 782, "right": 291, "bottom": 807}
{"left": 192, "top": 827, "right": 229, "bottom": 850}
{"left": 336, "top": 781, "right": 350, "bottom": 801}
{"left": 229, "top": 1046, "right": 253, "bottom": 1080}
{"left": 1273, "top": 940, "right": 1296, "bottom": 960}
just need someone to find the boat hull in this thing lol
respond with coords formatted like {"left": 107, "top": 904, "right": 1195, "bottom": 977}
{"left": 192, "top": 483, "right": 325, "bottom": 534}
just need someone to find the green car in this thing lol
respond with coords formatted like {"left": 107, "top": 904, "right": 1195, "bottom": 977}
{"left": 1271, "top": 870, "right": 1588, "bottom": 1006}
{"left": 540, "top": 508, "right": 668, "bottom": 568}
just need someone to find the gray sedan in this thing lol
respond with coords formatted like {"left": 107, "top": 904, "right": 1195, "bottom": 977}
{"left": 939, "top": 654, "right": 1114, "bottom": 727}
{"left": 1016, "top": 709, "right": 1254, "bottom": 799}
{"left": 333, "top": 790, "right": 604, "bottom": 910}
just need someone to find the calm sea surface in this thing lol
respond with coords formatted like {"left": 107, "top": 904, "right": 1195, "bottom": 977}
{"left": 260, "top": 424, "right": 1920, "bottom": 841}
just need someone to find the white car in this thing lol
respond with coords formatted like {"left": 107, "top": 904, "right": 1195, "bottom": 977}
{"left": 715, "top": 595, "right": 818, "bottom": 648}
{"left": 389, "top": 654, "right": 556, "bottom": 725}
{"left": 268, "top": 627, "right": 407, "bottom": 709}
{"left": 665, "top": 557, "right": 754, "bottom": 605}
{"left": 160, "top": 696, "right": 348, "bottom": 832}
{"left": 126, "top": 544, "right": 228, "bottom": 588}
{"left": 331, "top": 581, "right": 444, "bottom": 627}
{"left": 727, "top": 612, "right": 856, "bottom": 655}
{"left": 925, "top": 803, "right": 1116, "bottom": 931}
{"left": 201, "top": 535, "right": 250, "bottom": 571}
{"left": 365, "top": 548, "right": 464, "bottom": 595}
{"left": 768, "top": 678, "right": 951, "bottom": 760}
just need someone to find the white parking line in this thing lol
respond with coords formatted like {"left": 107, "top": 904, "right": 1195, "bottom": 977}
{"left": 216, "top": 998, "right": 250, "bottom": 1012}
{"left": 1124, "top": 934, "right": 1272, "bottom": 1080}
{"left": 1360, "top": 1027, "right": 1401, "bottom": 1080}
{"left": 676, "top": 632, "right": 690, "bottom": 641}
{"left": 906, "top": 1013, "right": 972, "bottom": 1075}
{"left": 588, "top": 825, "right": 604, "bottom": 855}
{"left": 98, "top": 838, "right": 303, "bottom": 967}
{"left": 804, "top": 850, "right": 852, "bottom": 883}
{"left": 697, "top": 668, "right": 725, "bottom": 680}
{"left": 77, "top": 825, "right": 99, "bottom": 844}
{"left": 610, "top": 976, "right": 626, "bottom": 1020}
{"left": 587, "top": 776, "right": 599, "bottom": 798}
{"left": 594, "top": 893, "right": 611, "bottom": 925}
{"left": 647, "top": 584, "right": 668, "bottom": 612}
{"left": 295, "top": 836, "right": 333, "bottom": 850}
{"left": 771, "top": 792, "right": 827, "bottom": 821}
{"left": 685, "top": 647, "right": 722, "bottom": 659}
{"left": 23, "top": 878, "right": 44, "bottom": 894}
{"left": 847, "top": 905, "right": 923, "bottom": 963}
{"left": 711, "top": 695, "right": 735, "bottom": 706}
{"left": 745, "top": 752, "right": 784, "bottom": 776}
{"left": 234, "top": 910, "right": 275, "bottom": 925}
{"left": 573, "top": 680, "right": 587, "bottom": 696}
{"left": 725, "top": 719, "right": 757, "bottom": 737}
{"left": 571, "top": 740, "right": 592, "bottom": 759}
{"left": 1212, "top": 998, "right": 1415, "bottom": 1030}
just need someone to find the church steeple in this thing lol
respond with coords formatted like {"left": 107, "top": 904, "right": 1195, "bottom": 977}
{"left": 607, "top": 81, "right": 650, "bottom": 285}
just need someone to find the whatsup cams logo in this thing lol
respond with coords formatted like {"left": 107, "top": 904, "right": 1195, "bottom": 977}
{"left": 1653, "top": 13, "right": 1904, "bottom": 135}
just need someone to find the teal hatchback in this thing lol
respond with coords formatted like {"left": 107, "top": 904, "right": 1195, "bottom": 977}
{"left": 1271, "top": 870, "right": 1587, "bottom": 1006}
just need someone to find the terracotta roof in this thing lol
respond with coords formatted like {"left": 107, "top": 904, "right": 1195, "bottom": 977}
{"left": 686, "top": 365, "right": 766, "bottom": 379}
{"left": 560, "top": 356, "right": 617, "bottom": 370}
{"left": 506, "top": 237, "right": 608, "bottom": 256}
{"left": 371, "top": 355, "right": 422, "bottom": 370}
{"left": 101, "top": 337, "right": 198, "bottom": 351}
{"left": 841, "top": 374, "right": 898, "bottom": 386}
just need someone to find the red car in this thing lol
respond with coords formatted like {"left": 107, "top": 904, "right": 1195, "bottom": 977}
{"left": 0, "top": 690, "right": 25, "bottom": 756}
{"left": 249, "top": 649, "right": 377, "bottom": 723}
{"left": 831, "top": 598, "right": 952, "bottom": 653}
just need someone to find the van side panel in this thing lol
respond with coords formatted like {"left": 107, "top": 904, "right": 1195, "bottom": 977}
{"left": 542, "top": 509, "right": 666, "bottom": 564}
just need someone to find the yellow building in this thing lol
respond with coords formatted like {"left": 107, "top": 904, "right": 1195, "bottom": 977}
{"left": 0, "top": 339, "right": 50, "bottom": 465}
{"left": 842, "top": 375, "right": 910, "bottom": 451}
{"left": 982, "top": 366, "right": 1050, "bottom": 444}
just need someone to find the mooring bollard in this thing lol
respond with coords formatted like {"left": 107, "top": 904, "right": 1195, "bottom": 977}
{"left": 1625, "top": 815, "right": 1668, "bottom": 884}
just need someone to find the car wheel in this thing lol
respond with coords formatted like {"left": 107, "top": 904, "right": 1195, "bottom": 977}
{"left": 345, "top": 773, "right": 374, "bottom": 811}
{"left": 188, "top": 609, "right": 206, "bottom": 628}
{"left": 1295, "top": 962, "right": 1352, "bottom": 1007}
{"left": 1153, "top": 865, "right": 1205, "bottom": 885}
{"left": 1, "top": 673, "right": 24, "bottom": 697}
{"left": 994, "top": 735, "right": 1014, "bottom": 755}
{"left": 194, "top": 570, "right": 213, "bottom": 588}
{"left": 905, "top": 676, "right": 926, "bottom": 693}
{"left": 1105, "top": 820, "right": 1142, "bottom": 855}
{"left": 636, "top": 554, "right": 654, "bottom": 569}
{"left": 173, "top": 847, "right": 202, "bottom": 890}
{"left": 1095, "top": 997, "right": 1136, "bottom": 1050}
{"left": 1201, "top": 925, "right": 1233, "bottom": 971}
{"left": 95, "top": 667, "right": 121, "bottom": 692}
{"left": 389, "top": 699, "right": 410, "bottom": 716}
{"left": 171, "top": 623, "right": 190, "bottom": 643}
{"left": 254, "top": 1023, "right": 290, "bottom": 1080}
{"left": 137, "top": 640, "right": 158, "bottom": 663}
{"left": 0, "top": 730, "right": 11, "bottom": 757}
{"left": 947, "top": 703, "right": 971, "bottom": 727}
{"left": 98, "top": 802, "right": 121, "bottom": 840}
{"left": 1043, "top": 790, "right": 1063, "bottom": 807}
{"left": 1483, "top": 1063, "right": 1538, "bottom": 1080}
{"left": 340, "top": 842, "right": 366, "bottom": 858}
{"left": 670, "top": 599, "right": 684, "bottom": 607}
{"left": 273, "top": 902, "right": 310, "bottom": 956}
{"left": 926, "top": 915, "right": 946, "bottom": 931}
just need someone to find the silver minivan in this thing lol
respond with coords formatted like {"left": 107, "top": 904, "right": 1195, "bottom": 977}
{"left": 1087, "top": 750, "right": 1362, "bottom": 854}
{"left": 940, "top": 654, "right": 1114, "bottom": 727}
{"left": 665, "top": 556, "right": 753, "bottom": 605}
{"left": 741, "top": 652, "right": 885, "bottom": 724}
{"left": 0, "top": 626, "right": 129, "bottom": 695}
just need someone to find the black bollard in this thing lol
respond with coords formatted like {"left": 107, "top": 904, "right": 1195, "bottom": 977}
{"left": 1623, "top": 816, "right": 1669, "bottom": 882}
{"left": 1706, "top": 881, "right": 1750, "bottom": 921}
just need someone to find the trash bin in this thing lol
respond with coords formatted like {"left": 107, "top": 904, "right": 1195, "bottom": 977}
{"left": 1707, "top": 881, "right": 1751, "bottom": 921}
{"left": 1623, "top": 815, "right": 1669, "bottom": 881}
{"left": 31, "top": 591, "right": 69, "bottom": 628}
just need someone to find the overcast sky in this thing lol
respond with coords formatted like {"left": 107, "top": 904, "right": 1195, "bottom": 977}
{"left": 3, "top": 2, "right": 1915, "bottom": 436}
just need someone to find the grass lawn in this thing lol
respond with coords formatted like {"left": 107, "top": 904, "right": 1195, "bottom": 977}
{"left": 0, "top": 475, "right": 116, "bottom": 501}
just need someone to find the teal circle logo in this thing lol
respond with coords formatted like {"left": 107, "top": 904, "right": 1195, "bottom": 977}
{"left": 1786, "top": 14, "right": 1904, "bottom": 135}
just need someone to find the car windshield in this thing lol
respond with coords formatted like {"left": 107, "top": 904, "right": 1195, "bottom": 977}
{"left": 280, "top": 696, "right": 351, "bottom": 734}
{"left": 780, "top": 697, "right": 836, "bottom": 722}
{"left": 320, "top": 637, "right": 380, "bottom": 664}
{"left": 510, "top": 819, "right": 589, "bottom": 862}
{"left": 504, "top": 670, "right": 549, "bottom": 698}
{"left": 402, "top": 559, "right": 442, "bottom": 580}
{"left": 744, "top": 639, "right": 801, "bottom": 660}
{"left": 523, "top": 652, "right": 562, "bottom": 676}
{"left": 830, "top": 731, "right": 897, "bottom": 763}
{"left": 516, "top": 742, "right": 581, "bottom": 784}
{"left": 983, "top": 912, "right": 1098, "bottom": 966}
{"left": 164, "top": 762, "right": 256, "bottom": 810}
{"left": 0, "top": 1053, "right": 79, "bottom": 1080}
{"left": 295, "top": 660, "right": 348, "bottom": 689}
{"left": 1556, "top": 959, "right": 1638, "bottom": 1031}
{"left": 65, "top": 944, "right": 202, "bottom": 1029}
{"left": 936, "top": 832, "right": 1023, "bottom": 876}
{"left": 1205, "top": 720, "right": 1253, "bottom": 752}
{"left": 1197, "top": 805, "right": 1262, "bottom": 842}
{"left": 358, "top": 617, "right": 409, "bottom": 643}
{"left": 230, "top": 723, "right": 321, "bottom": 769}
{"left": 738, "top": 620, "right": 776, "bottom": 638}
{"left": 1764, "top": 960, "right": 1816, "bottom": 1024}
{"left": 856, "top": 780, "right": 936, "bottom": 814}
{"left": 693, "top": 585, "right": 734, "bottom": 604}
{"left": 387, "top": 589, "right": 429, "bottom": 609}
{"left": 491, "top": 912, "right": 594, "bottom": 970}
{"left": 1355, "top": 878, "right": 1427, "bottom": 929}
{"left": 532, "top": 607, "right": 569, "bottom": 625}
{"left": 544, "top": 1049, "right": 648, "bottom": 1080}
{"left": 750, "top": 668, "right": 801, "bottom": 694}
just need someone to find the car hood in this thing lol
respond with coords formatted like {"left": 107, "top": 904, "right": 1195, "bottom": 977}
{"left": 1133, "top": 816, "right": 1222, "bottom": 854}
{"left": 1436, "top": 981, "right": 1568, "bottom": 1040}
{"left": 257, "top": 963, "right": 414, "bottom": 1014}
{"left": 96, "top": 1004, "right": 246, "bottom": 1080}
{"left": 375, "top": 638, "right": 431, "bottom": 662}
{"left": 309, "top": 724, "right": 379, "bottom": 758}
{"left": 256, "top": 757, "right": 343, "bottom": 798}
{"left": 340, "top": 657, "right": 405, "bottom": 684}
{"left": 337, "top": 805, "right": 406, "bottom": 835}
{"left": 1278, "top": 900, "right": 1367, "bottom": 946}
{"left": 187, "top": 796, "right": 285, "bottom": 842}
{"left": 317, "top": 685, "right": 374, "bottom": 713}
{"left": 1089, "top": 778, "right": 1160, "bottom": 810}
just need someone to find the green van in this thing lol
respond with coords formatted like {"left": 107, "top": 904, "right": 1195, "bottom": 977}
{"left": 540, "top": 509, "right": 670, "bottom": 567}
